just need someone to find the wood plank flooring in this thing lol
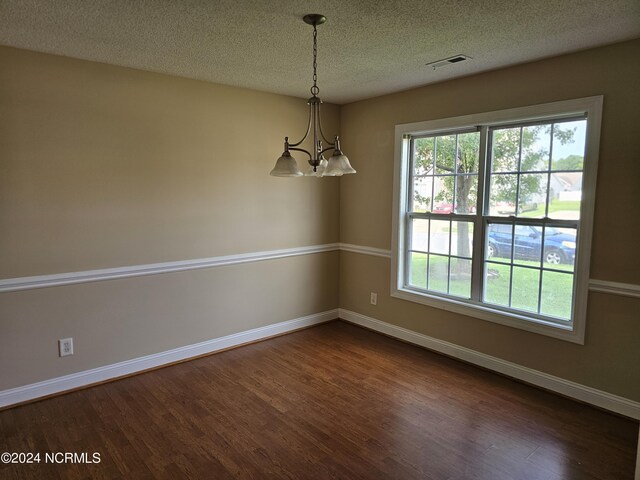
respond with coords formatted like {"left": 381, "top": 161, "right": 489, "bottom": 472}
{"left": 0, "top": 321, "right": 637, "bottom": 479}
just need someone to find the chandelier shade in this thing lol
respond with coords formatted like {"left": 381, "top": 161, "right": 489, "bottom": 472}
{"left": 325, "top": 153, "right": 356, "bottom": 176}
{"left": 270, "top": 14, "right": 355, "bottom": 178}
{"left": 304, "top": 156, "right": 328, "bottom": 176}
{"left": 269, "top": 151, "right": 303, "bottom": 177}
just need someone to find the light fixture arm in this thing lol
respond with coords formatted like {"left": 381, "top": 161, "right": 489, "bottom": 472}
{"left": 282, "top": 136, "right": 312, "bottom": 160}
{"left": 318, "top": 112, "right": 333, "bottom": 145}
{"left": 286, "top": 105, "right": 312, "bottom": 147}
{"left": 289, "top": 147, "right": 312, "bottom": 160}
{"left": 288, "top": 98, "right": 334, "bottom": 148}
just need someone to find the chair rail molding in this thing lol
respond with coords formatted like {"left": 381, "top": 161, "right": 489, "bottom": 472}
{"left": 339, "top": 244, "right": 640, "bottom": 299}
{"left": 1, "top": 243, "right": 637, "bottom": 299}
{"left": 588, "top": 279, "right": 640, "bottom": 299}
{"left": 0, "top": 244, "right": 341, "bottom": 293}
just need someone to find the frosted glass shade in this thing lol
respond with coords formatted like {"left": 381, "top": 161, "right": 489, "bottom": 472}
{"left": 270, "top": 152, "right": 303, "bottom": 177}
{"left": 304, "top": 157, "right": 328, "bottom": 177}
{"left": 324, "top": 153, "right": 356, "bottom": 176}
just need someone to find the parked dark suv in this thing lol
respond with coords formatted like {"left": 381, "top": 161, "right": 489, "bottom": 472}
{"left": 487, "top": 224, "right": 576, "bottom": 265}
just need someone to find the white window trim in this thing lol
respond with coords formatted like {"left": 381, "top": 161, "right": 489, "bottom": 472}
{"left": 391, "top": 96, "right": 603, "bottom": 344}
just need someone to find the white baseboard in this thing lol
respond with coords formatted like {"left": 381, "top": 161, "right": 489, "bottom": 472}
{"left": 0, "top": 309, "right": 338, "bottom": 409}
{"left": 339, "top": 308, "right": 640, "bottom": 420}
{"left": 3, "top": 307, "right": 638, "bottom": 420}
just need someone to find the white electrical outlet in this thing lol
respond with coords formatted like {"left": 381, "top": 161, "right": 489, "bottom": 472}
{"left": 370, "top": 292, "right": 378, "bottom": 305}
{"left": 59, "top": 338, "right": 74, "bottom": 357}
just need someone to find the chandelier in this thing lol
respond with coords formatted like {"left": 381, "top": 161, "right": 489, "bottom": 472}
{"left": 270, "top": 14, "right": 356, "bottom": 177}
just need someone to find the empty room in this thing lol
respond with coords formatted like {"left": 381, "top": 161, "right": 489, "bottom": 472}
{"left": 1, "top": 1, "right": 639, "bottom": 479}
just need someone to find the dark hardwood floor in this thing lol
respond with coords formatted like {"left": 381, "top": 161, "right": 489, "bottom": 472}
{"left": 1, "top": 321, "right": 637, "bottom": 479}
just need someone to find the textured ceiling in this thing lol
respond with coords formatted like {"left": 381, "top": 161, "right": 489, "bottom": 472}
{"left": 1, "top": 0, "right": 639, "bottom": 104}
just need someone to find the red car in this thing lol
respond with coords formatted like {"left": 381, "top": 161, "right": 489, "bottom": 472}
{"left": 432, "top": 203, "right": 476, "bottom": 214}
{"left": 432, "top": 203, "right": 454, "bottom": 214}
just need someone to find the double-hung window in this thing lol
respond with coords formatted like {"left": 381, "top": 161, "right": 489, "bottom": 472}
{"left": 391, "top": 97, "right": 602, "bottom": 343}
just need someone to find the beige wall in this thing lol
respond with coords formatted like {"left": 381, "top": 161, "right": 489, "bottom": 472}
{"left": 1, "top": 252, "right": 338, "bottom": 390}
{"left": 0, "top": 47, "right": 340, "bottom": 278}
{"left": 339, "top": 39, "right": 640, "bottom": 401}
{"left": 0, "top": 46, "right": 340, "bottom": 390}
{"left": 1, "top": 40, "right": 639, "bottom": 403}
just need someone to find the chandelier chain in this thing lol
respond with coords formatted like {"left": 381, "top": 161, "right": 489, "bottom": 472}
{"left": 311, "top": 25, "right": 319, "bottom": 96}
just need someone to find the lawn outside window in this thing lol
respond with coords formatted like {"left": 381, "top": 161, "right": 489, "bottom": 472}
{"left": 391, "top": 97, "right": 603, "bottom": 343}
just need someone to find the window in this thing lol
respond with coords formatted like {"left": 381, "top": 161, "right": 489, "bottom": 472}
{"left": 392, "top": 97, "right": 603, "bottom": 343}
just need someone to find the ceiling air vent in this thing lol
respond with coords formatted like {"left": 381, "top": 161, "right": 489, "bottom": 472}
{"left": 426, "top": 55, "right": 471, "bottom": 70}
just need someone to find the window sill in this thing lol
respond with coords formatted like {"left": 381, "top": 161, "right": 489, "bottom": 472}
{"left": 391, "top": 287, "right": 584, "bottom": 344}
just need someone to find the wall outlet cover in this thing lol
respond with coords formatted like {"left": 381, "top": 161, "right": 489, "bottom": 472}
{"left": 59, "top": 338, "right": 74, "bottom": 357}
